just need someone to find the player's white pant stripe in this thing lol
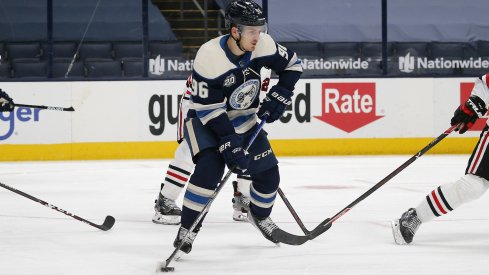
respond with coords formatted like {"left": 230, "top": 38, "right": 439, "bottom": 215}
{"left": 186, "top": 119, "right": 200, "bottom": 156}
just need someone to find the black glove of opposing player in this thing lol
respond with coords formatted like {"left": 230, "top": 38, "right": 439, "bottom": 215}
{"left": 450, "top": 95, "right": 487, "bottom": 134}
{"left": 0, "top": 89, "right": 14, "bottom": 112}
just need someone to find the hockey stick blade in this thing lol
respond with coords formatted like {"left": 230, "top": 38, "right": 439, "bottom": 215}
{"left": 270, "top": 218, "right": 333, "bottom": 245}
{"left": 271, "top": 228, "right": 310, "bottom": 246}
{"left": 98, "top": 215, "right": 116, "bottom": 231}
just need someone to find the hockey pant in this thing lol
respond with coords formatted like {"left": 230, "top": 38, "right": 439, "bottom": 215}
{"left": 416, "top": 125, "right": 489, "bottom": 222}
{"left": 160, "top": 140, "right": 194, "bottom": 201}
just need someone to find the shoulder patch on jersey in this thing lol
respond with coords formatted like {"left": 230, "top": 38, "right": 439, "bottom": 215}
{"left": 251, "top": 34, "right": 277, "bottom": 59}
{"left": 194, "top": 36, "right": 236, "bottom": 80}
{"left": 229, "top": 79, "right": 260, "bottom": 110}
{"left": 224, "top": 73, "right": 236, "bottom": 87}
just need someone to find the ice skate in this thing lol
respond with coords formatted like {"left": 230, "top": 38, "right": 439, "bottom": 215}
{"left": 173, "top": 226, "right": 198, "bottom": 259}
{"left": 232, "top": 181, "right": 249, "bottom": 222}
{"left": 232, "top": 190, "right": 279, "bottom": 244}
{"left": 247, "top": 213, "right": 280, "bottom": 244}
{"left": 152, "top": 193, "right": 181, "bottom": 225}
{"left": 391, "top": 208, "right": 422, "bottom": 245}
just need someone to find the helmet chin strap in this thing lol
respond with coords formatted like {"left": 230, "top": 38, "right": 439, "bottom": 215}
{"left": 232, "top": 33, "right": 246, "bottom": 52}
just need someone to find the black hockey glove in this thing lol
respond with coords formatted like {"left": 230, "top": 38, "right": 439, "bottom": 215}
{"left": 257, "top": 85, "right": 293, "bottom": 123}
{"left": 0, "top": 89, "right": 14, "bottom": 112}
{"left": 450, "top": 95, "right": 487, "bottom": 134}
{"left": 219, "top": 133, "right": 250, "bottom": 173}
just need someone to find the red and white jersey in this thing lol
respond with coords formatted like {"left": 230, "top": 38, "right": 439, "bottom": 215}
{"left": 473, "top": 73, "right": 489, "bottom": 125}
{"left": 177, "top": 75, "right": 192, "bottom": 142}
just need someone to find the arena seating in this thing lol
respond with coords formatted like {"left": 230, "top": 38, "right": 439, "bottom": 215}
{"left": 0, "top": 0, "right": 181, "bottom": 79}
{"left": 1, "top": 0, "right": 489, "bottom": 78}
{"left": 52, "top": 61, "right": 85, "bottom": 79}
{"left": 79, "top": 42, "right": 114, "bottom": 61}
{"left": 41, "top": 42, "right": 77, "bottom": 61}
{"left": 11, "top": 59, "right": 46, "bottom": 78}
{"left": 5, "top": 42, "right": 42, "bottom": 61}
{"left": 149, "top": 41, "right": 184, "bottom": 59}
{"left": 85, "top": 59, "right": 123, "bottom": 78}
{"left": 121, "top": 59, "right": 144, "bottom": 78}
{"left": 0, "top": 62, "right": 10, "bottom": 79}
{"left": 113, "top": 42, "right": 144, "bottom": 61}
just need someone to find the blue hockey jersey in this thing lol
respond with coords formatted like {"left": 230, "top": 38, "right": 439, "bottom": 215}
{"left": 189, "top": 33, "right": 302, "bottom": 135}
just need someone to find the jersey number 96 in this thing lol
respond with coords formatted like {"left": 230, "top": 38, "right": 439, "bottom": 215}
{"left": 191, "top": 79, "right": 209, "bottom": 98}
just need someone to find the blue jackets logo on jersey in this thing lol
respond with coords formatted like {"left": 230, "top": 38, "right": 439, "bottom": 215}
{"left": 229, "top": 79, "right": 260, "bottom": 110}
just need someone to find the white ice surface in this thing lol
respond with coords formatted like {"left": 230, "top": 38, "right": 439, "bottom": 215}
{"left": 1, "top": 155, "right": 488, "bottom": 275}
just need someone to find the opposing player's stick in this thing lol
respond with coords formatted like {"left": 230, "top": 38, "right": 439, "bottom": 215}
{"left": 14, "top": 103, "right": 75, "bottom": 112}
{"left": 305, "top": 124, "right": 459, "bottom": 241}
{"left": 158, "top": 116, "right": 268, "bottom": 273}
{"left": 0, "top": 182, "right": 115, "bottom": 231}
{"left": 277, "top": 188, "right": 310, "bottom": 234}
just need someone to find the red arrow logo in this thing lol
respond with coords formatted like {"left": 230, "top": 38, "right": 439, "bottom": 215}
{"left": 314, "top": 83, "right": 384, "bottom": 133}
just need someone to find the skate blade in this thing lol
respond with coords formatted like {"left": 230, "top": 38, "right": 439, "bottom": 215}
{"left": 152, "top": 215, "right": 181, "bottom": 225}
{"left": 232, "top": 212, "right": 248, "bottom": 222}
{"left": 391, "top": 220, "right": 408, "bottom": 245}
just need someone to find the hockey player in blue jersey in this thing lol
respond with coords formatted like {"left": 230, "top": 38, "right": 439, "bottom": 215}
{"left": 172, "top": 0, "right": 303, "bottom": 255}
{"left": 152, "top": 75, "right": 270, "bottom": 225}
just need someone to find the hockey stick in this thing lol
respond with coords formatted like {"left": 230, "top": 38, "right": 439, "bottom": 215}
{"left": 0, "top": 182, "right": 115, "bottom": 231}
{"left": 299, "top": 124, "right": 459, "bottom": 242}
{"left": 278, "top": 188, "right": 310, "bottom": 234}
{"left": 277, "top": 187, "right": 333, "bottom": 240}
{"left": 14, "top": 103, "right": 75, "bottom": 112}
{"left": 158, "top": 117, "right": 268, "bottom": 273}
